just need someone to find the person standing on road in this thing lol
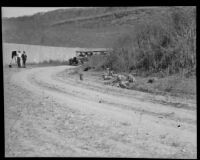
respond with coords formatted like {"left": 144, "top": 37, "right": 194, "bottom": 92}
{"left": 17, "top": 51, "right": 22, "bottom": 68}
{"left": 22, "top": 51, "right": 27, "bottom": 68}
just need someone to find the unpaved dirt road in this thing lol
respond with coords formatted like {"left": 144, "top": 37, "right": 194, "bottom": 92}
{"left": 4, "top": 66, "right": 197, "bottom": 158}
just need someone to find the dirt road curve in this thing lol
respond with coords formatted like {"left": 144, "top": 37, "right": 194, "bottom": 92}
{"left": 5, "top": 66, "right": 197, "bottom": 158}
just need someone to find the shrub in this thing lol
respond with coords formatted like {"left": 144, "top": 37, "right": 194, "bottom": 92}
{"left": 102, "top": 7, "right": 196, "bottom": 76}
{"left": 85, "top": 54, "right": 108, "bottom": 71}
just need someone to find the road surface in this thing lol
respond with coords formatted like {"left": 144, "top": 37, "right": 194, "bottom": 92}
{"left": 4, "top": 66, "right": 197, "bottom": 158}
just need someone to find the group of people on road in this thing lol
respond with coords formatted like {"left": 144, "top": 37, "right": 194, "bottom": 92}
{"left": 10, "top": 50, "right": 27, "bottom": 68}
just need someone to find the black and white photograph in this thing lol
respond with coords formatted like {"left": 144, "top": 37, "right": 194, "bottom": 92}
{"left": 2, "top": 6, "right": 197, "bottom": 158}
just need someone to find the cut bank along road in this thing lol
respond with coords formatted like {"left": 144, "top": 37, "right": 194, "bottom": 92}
{"left": 10, "top": 66, "right": 197, "bottom": 158}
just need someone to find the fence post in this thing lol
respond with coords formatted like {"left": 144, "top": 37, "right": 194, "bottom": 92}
{"left": 80, "top": 73, "right": 83, "bottom": 80}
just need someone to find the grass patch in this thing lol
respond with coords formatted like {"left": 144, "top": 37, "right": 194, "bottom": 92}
{"left": 130, "top": 75, "right": 196, "bottom": 98}
{"left": 155, "top": 76, "right": 196, "bottom": 95}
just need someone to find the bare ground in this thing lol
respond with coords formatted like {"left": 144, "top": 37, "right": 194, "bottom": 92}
{"left": 4, "top": 65, "right": 197, "bottom": 158}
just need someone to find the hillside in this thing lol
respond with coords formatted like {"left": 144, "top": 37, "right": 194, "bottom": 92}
{"left": 2, "top": 7, "right": 174, "bottom": 48}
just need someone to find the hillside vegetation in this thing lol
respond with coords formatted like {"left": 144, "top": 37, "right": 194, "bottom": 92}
{"left": 86, "top": 7, "right": 196, "bottom": 77}
{"left": 3, "top": 7, "right": 171, "bottom": 48}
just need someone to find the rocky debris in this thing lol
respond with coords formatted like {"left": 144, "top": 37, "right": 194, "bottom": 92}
{"left": 127, "top": 74, "right": 136, "bottom": 83}
{"left": 83, "top": 66, "right": 91, "bottom": 71}
{"left": 119, "top": 80, "right": 129, "bottom": 88}
{"left": 147, "top": 77, "right": 158, "bottom": 83}
{"left": 148, "top": 79, "right": 154, "bottom": 83}
{"left": 102, "top": 68, "right": 114, "bottom": 80}
{"left": 102, "top": 75, "right": 113, "bottom": 80}
{"left": 102, "top": 68, "right": 136, "bottom": 89}
{"left": 117, "top": 74, "right": 127, "bottom": 81}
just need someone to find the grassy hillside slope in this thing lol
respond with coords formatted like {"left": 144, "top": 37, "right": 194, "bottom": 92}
{"left": 2, "top": 7, "right": 171, "bottom": 48}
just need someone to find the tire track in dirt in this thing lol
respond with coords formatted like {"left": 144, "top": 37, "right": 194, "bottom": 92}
{"left": 10, "top": 66, "right": 197, "bottom": 158}
{"left": 57, "top": 68, "right": 196, "bottom": 110}
{"left": 28, "top": 66, "right": 196, "bottom": 127}
{"left": 30, "top": 71, "right": 195, "bottom": 127}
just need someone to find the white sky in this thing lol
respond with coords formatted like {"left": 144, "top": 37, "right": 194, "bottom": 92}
{"left": 2, "top": 7, "right": 82, "bottom": 18}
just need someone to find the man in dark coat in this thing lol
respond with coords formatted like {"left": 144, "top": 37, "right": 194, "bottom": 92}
{"left": 21, "top": 51, "right": 27, "bottom": 68}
